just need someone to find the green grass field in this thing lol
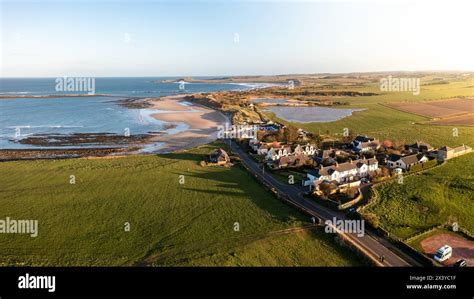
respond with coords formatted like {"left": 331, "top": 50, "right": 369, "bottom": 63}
{"left": 365, "top": 153, "right": 474, "bottom": 240}
{"left": 0, "top": 143, "right": 361, "bottom": 266}
{"left": 264, "top": 78, "right": 474, "bottom": 147}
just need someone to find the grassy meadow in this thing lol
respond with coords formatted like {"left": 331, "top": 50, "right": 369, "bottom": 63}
{"left": 364, "top": 153, "right": 474, "bottom": 240}
{"left": 264, "top": 77, "right": 474, "bottom": 147}
{"left": 0, "top": 143, "right": 361, "bottom": 266}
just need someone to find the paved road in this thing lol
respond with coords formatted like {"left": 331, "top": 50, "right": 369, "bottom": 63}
{"left": 230, "top": 141, "right": 420, "bottom": 267}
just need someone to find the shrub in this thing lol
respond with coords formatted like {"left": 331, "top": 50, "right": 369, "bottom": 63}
{"left": 364, "top": 212, "right": 380, "bottom": 228}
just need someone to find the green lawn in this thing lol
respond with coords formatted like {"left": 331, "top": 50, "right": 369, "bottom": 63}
{"left": 0, "top": 143, "right": 361, "bottom": 266}
{"left": 365, "top": 153, "right": 474, "bottom": 240}
{"left": 170, "top": 229, "right": 359, "bottom": 266}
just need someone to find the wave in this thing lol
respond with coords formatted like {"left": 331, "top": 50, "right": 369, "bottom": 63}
{"left": 6, "top": 125, "right": 84, "bottom": 129}
{"left": 0, "top": 91, "right": 34, "bottom": 94}
{"left": 229, "top": 82, "right": 283, "bottom": 89}
{"left": 131, "top": 90, "right": 163, "bottom": 94}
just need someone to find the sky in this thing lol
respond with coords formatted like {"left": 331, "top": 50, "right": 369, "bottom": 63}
{"left": 1, "top": 0, "right": 473, "bottom": 77}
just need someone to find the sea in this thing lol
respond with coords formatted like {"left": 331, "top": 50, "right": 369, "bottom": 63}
{"left": 0, "top": 77, "right": 272, "bottom": 150}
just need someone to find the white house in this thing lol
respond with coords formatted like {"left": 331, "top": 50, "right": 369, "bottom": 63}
{"left": 302, "top": 158, "right": 378, "bottom": 187}
{"left": 353, "top": 140, "right": 381, "bottom": 153}
{"left": 294, "top": 144, "right": 317, "bottom": 156}
{"left": 257, "top": 144, "right": 269, "bottom": 155}
{"left": 387, "top": 154, "right": 428, "bottom": 170}
{"left": 303, "top": 144, "right": 317, "bottom": 155}
{"left": 266, "top": 146, "right": 292, "bottom": 161}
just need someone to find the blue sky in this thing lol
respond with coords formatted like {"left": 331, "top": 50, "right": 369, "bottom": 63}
{"left": 1, "top": 0, "right": 473, "bottom": 77}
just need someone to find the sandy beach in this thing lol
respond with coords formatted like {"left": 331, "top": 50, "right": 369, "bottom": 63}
{"left": 145, "top": 95, "right": 229, "bottom": 153}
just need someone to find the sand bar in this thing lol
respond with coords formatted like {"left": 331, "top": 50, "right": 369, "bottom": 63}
{"left": 144, "top": 96, "right": 229, "bottom": 153}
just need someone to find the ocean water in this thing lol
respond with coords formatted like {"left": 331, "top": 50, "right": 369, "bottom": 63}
{"left": 0, "top": 77, "right": 265, "bottom": 149}
{"left": 0, "top": 77, "right": 261, "bottom": 97}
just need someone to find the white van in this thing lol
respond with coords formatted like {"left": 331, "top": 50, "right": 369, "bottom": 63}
{"left": 434, "top": 245, "right": 452, "bottom": 262}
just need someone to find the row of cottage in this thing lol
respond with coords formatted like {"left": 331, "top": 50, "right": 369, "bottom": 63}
{"left": 248, "top": 135, "right": 472, "bottom": 189}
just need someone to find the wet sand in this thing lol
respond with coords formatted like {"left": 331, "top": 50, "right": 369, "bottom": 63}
{"left": 145, "top": 96, "right": 229, "bottom": 153}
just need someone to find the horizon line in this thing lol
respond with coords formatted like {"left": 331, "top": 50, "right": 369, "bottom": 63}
{"left": 2, "top": 69, "right": 473, "bottom": 79}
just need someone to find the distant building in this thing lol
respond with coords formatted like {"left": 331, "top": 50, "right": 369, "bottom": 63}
{"left": 353, "top": 139, "right": 381, "bottom": 153}
{"left": 249, "top": 138, "right": 260, "bottom": 151}
{"left": 387, "top": 153, "right": 427, "bottom": 170}
{"left": 438, "top": 144, "right": 472, "bottom": 161}
{"left": 407, "top": 141, "right": 433, "bottom": 154}
{"left": 271, "top": 153, "right": 311, "bottom": 169}
{"left": 314, "top": 148, "right": 336, "bottom": 164}
{"left": 353, "top": 135, "right": 375, "bottom": 143}
{"left": 209, "top": 148, "right": 230, "bottom": 165}
{"left": 258, "top": 124, "right": 281, "bottom": 132}
{"left": 257, "top": 144, "right": 269, "bottom": 155}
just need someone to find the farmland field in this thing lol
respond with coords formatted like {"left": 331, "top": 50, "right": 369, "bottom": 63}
{"left": 388, "top": 98, "right": 474, "bottom": 118}
{"left": 263, "top": 77, "right": 474, "bottom": 147}
{"left": 0, "top": 142, "right": 361, "bottom": 266}
{"left": 430, "top": 114, "right": 474, "bottom": 126}
{"left": 364, "top": 153, "right": 474, "bottom": 240}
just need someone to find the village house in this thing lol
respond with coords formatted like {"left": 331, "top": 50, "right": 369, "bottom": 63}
{"left": 314, "top": 148, "right": 336, "bottom": 164}
{"left": 249, "top": 138, "right": 260, "bottom": 151}
{"left": 353, "top": 135, "right": 375, "bottom": 143}
{"left": 209, "top": 148, "right": 231, "bottom": 165}
{"left": 438, "top": 144, "right": 472, "bottom": 161}
{"left": 270, "top": 153, "right": 311, "bottom": 169}
{"left": 258, "top": 123, "right": 282, "bottom": 132}
{"left": 294, "top": 144, "right": 318, "bottom": 156}
{"left": 353, "top": 139, "right": 381, "bottom": 153}
{"left": 302, "top": 158, "right": 378, "bottom": 187}
{"left": 297, "top": 128, "right": 308, "bottom": 141}
{"left": 257, "top": 144, "right": 269, "bottom": 155}
{"left": 406, "top": 141, "right": 433, "bottom": 154}
{"left": 265, "top": 143, "right": 317, "bottom": 169}
{"left": 387, "top": 153, "right": 428, "bottom": 170}
{"left": 266, "top": 146, "right": 292, "bottom": 161}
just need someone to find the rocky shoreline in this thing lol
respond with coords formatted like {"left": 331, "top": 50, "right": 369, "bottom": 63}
{"left": 0, "top": 147, "right": 131, "bottom": 161}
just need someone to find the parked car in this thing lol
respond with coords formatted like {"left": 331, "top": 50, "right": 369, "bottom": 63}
{"left": 347, "top": 207, "right": 357, "bottom": 214}
{"left": 434, "top": 245, "right": 452, "bottom": 262}
{"left": 453, "top": 259, "right": 467, "bottom": 267}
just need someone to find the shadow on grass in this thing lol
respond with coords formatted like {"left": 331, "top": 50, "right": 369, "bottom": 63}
{"left": 306, "top": 227, "right": 364, "bottom": 266}
{"left": 173, "top": 167, "right": 307, "bottom": 223}
{"left": 156, "top": 152, "right": 204, "bottom": 162}
{"left": 155, "top": 141, "right": 229, "bottom": 162}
